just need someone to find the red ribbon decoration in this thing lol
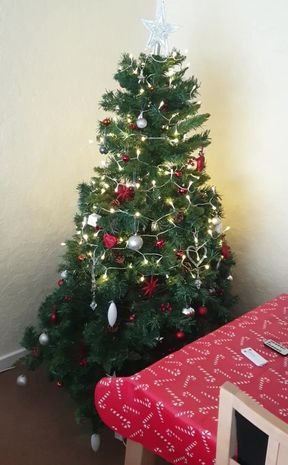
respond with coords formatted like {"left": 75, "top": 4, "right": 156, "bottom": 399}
{"left": 116, "top": 184, "right": 135, "bottom": 203}
{"left": 142, "top": 276, "right": 159, "bottom": 297}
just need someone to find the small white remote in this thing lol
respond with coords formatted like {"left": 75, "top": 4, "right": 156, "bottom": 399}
{"left": 263, "top": 339, "right": 288, "bottom": 356}
{"left": 241, "top": 348, "right": 268, "bottom": 366}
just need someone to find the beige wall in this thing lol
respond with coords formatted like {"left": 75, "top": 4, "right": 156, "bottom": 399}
{"left": 1, "top": 0, "right": 287, "bottom": 360}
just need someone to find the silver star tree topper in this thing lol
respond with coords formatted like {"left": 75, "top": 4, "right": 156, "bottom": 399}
{"left": 142, "top": 0, "right": 178, "bottom": 56}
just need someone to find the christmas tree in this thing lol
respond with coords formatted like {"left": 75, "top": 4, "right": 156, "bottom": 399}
{"left": 21, "top": 3, "right": 235, "bottom": 435}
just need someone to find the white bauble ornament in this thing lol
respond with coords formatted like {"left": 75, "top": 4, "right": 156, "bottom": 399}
{"left": 136, "top": 112, "right": 147, "bottom": 129}
{"left": 39, "top": 332, "right": 49, "bottom": 346}
{"left": 107, "top": 301, "right": 117, "bottom": 327}
{"left": 227, "top": 275, "right": 233, "bottom": 281}
{"left": 91, "top": 433, "right": 101, "bottom": 452}
{"left": 127, "top": 234, "right": 143, "bottom": 251}
{"left": 87, "top": 213, "right": 102, "bottom": 227}
{"left": 194, "top": 279, "right": 202, "bottom": 289}
{"left": 16, "top": 374, "right": 28, "bottom": 386}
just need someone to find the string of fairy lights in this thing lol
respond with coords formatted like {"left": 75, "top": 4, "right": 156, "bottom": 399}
{"left": 60, "top": 52, "right": 231, "bottom": 315}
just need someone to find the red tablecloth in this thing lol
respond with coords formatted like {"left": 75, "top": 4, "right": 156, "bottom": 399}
{"left": 95, "top": 294, "right": 288, "bottom": 465}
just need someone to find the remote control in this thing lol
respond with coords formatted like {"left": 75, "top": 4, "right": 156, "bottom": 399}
{"left": 263, "top": 339, "right": 288, "bottom": 356}
{"left": 241, "top": 348, "right": 268, "bottom": 366}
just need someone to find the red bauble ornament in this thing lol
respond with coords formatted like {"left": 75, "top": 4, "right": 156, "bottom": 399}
{"left": 128, "top": 122, "right": 138, "bottom": 130}
{"left": 50, "top": 304, "right": 57, "bottom": 324}
{"left": 160, "top": 303, "right": 172, "bottom": 313}
{"left": 50, "top": 312, "right": 57, "bottom": 324}
{"left": 103, "top": 233, "right": 118, "bottom": 249}
{"left": 177, "top": 186, "right": 188, "bottom": 195}
{"left": 77, "top": 255, "right": 86, "bottom": 262}
{"left": 57, "top": 279, "right": 64, "bottom": 286}
{"left": 155, "top": 239, "right": 165, "bottom": 249}
{"left": 174, "top": 170, "right": 183, "bottom": 178}
{"left": 121, "top": 154, "right": 130, "bottom": 162}
{"left": 176, "top": 250, "right": 185, "bottom": 259}
{"left": 128, "top": 314, "right": 136, "bottom": 321}
{"left": 221, "top": 242, "right": 230, "bottom": 259}
{"left": 116, "top": 184, "right": 135, "bottom": 202}
{"left": 79, "top": 358, "right": 88, "bottom": 367}
{"left": 102, "top": 118, "right": 111, "bottom": 127}
{"left": 175, "top": 330, "right": 185, "bottom": 339}
{"left": 64, "top": 295, "right": 72, "bottom": 303}
{"left": 198, "top": 305, "right": 208, "bottom": 316}
{"left": 216, "top": 288, "right": 224, "bottom": 296}
{"left": 56, "top": 380, "right": 64, "bottom": 388}
{"left": 142, "top": 276, "right": 159, "bottom": 297}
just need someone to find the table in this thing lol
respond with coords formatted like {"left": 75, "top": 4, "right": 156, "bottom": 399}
{"left": 95, "top": 294, "right": 288, "bottom": 465}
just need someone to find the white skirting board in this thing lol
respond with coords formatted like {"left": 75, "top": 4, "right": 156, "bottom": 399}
{"left": 0, "top": 348, "right": 27, "bottom": 373}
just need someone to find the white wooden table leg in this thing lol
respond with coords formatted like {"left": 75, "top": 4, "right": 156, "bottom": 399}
{"left": 124, "top": 439, "right": 156, "bottom": 465}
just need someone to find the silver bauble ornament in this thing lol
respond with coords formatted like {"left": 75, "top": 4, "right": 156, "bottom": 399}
{"left": 16, "top": 374, "right": 28, "bottom": 386}
{"left": 136, "top": 112, "right": 147, "bottom": 129}
{"left": 60, "top": 270, "right": 68, "bottom": 279}
{"left": 91, "top": 433, "right": 101, "bottom": 452}
{"left": 39, "top": 332, "right": 49, "bottom": 346}
{"left": 182, "top": 307, "right": 196, "bottom": 318}
{"left": 136, "top": 117, "right": 147, "bottom": 129}
{"left": 127, "top": 234, "right": 143, "bottom": 251}
{"left": 99, "top": 145, "right": 108, "bottom": 154}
